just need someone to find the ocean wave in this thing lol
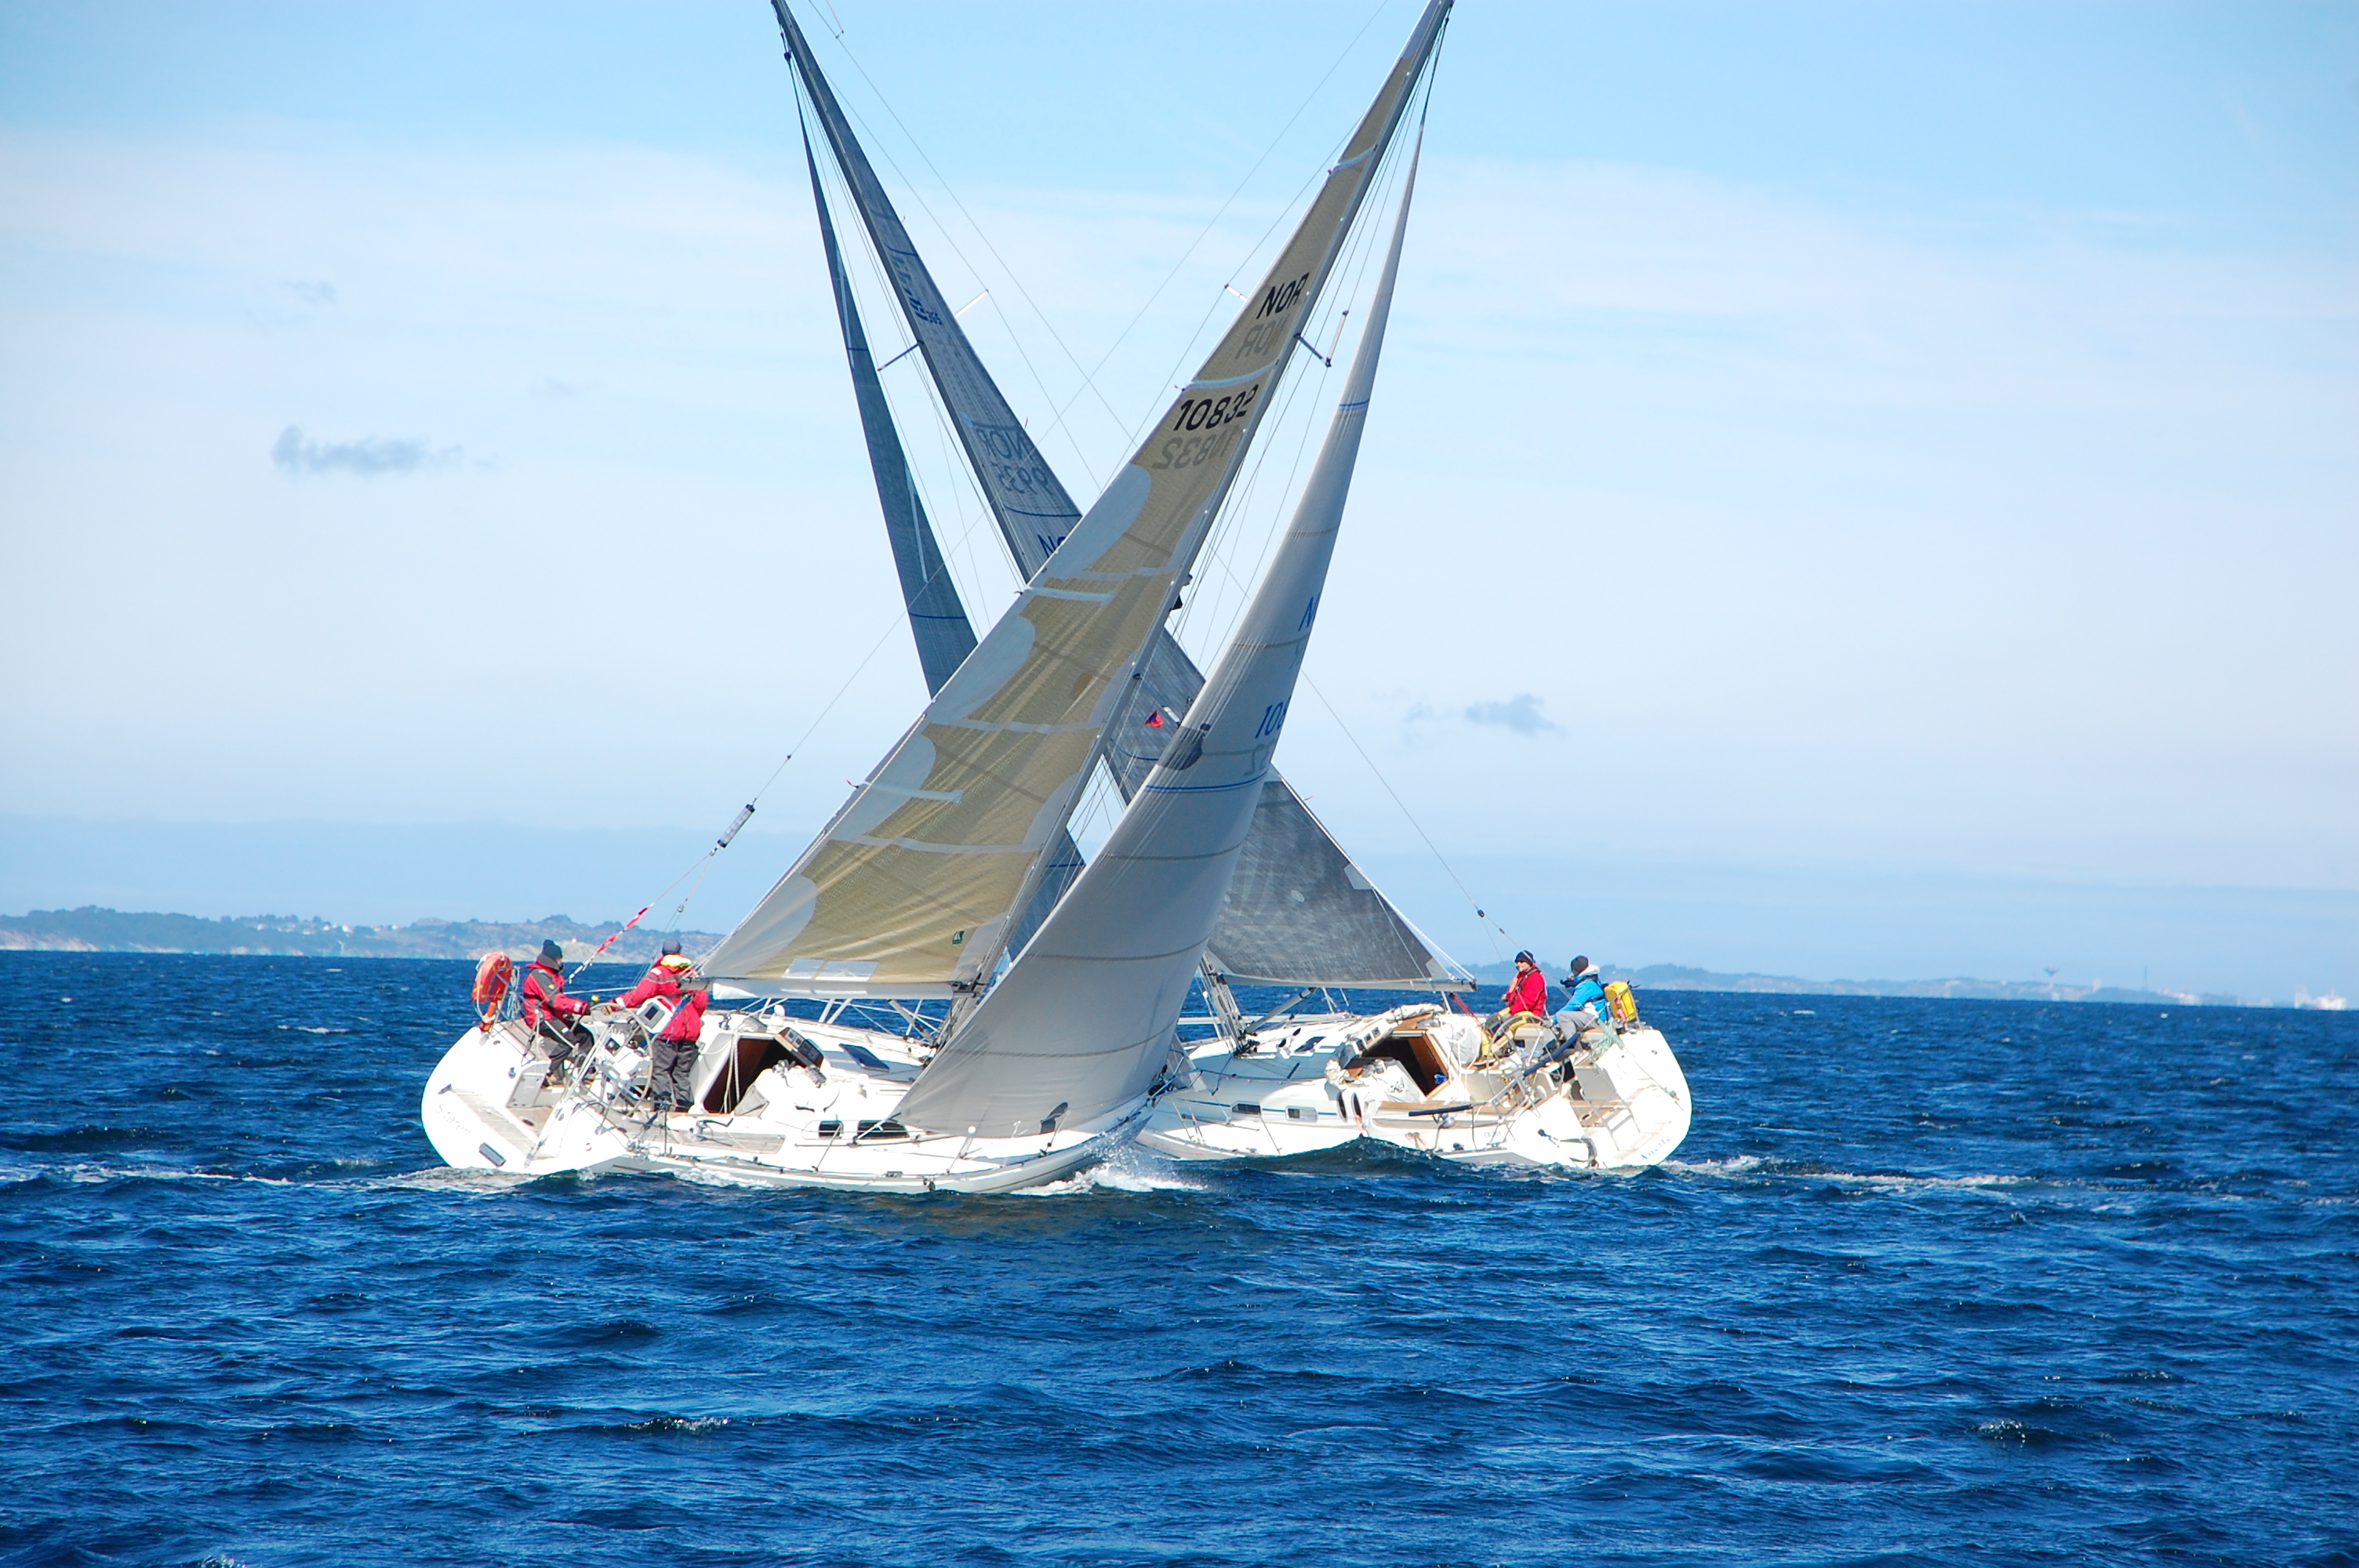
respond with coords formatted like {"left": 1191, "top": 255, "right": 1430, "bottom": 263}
{"left": 361, "top": 1167, "right": 533, "bottom": 1192}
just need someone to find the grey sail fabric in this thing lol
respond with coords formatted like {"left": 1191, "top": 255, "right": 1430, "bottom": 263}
{"left": 774, "top": 0, "right": 1078, "bottom": 583}
{"left": 776, "top": 0, "right": 1463, "bottom": 991}
{"left": 800, "top": 118, "right": 974, "bottom": 694}
{"left": 1200, "top": 782, "right": 1467, "bottom": 988}
{"left": 896, "top": 107, "right": 1433, "bottom": 1136}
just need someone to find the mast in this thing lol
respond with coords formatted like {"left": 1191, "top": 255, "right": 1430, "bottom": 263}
{"left": 774, "top": 0, "right": 1081, "bottom": 579}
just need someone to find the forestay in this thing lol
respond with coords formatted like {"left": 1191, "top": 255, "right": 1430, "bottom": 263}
{"left": 704, "top": 2, "right": 1444, "bottom": 998}
{"left": 896, "top": 132, "right": 1431, "bottom": 1134}
{"left": 776, "top": 0, "right": 1463, "bottom": 991}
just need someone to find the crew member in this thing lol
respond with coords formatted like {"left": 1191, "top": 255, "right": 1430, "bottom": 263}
{"left": 1558, "top": 956, "right": 1612, "bottom": 1037}
{"left": 1486, "top": 950, "right": 1549, "bottom": 1036}
{"left": 619, "top": 941, "right": 710, "bottom": 1112}
{"left": 520, "top": 939, "right": 594, "bottom": 1073}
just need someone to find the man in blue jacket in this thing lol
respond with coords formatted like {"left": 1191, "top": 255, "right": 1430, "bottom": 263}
{"left": 1558, "top": 956, "right": 1611, "bottom": 1037}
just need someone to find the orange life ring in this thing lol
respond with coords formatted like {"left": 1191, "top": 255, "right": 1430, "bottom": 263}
{"left": 472, "top": 952, "right": 514, "bottom": 1014}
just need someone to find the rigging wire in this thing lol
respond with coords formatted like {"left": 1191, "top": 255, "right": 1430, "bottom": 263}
{"left": 1165, "top": 59, "right": 1511, "bottom": 967}
{"left": 1299, "top": 672, "right": 1512, "bottom": 965}
{"left": 1169, "top": 76, "right": 1421, "bottom": 672}
{"left": 1037, "top": 0, "right": 1400, "bottom": 460}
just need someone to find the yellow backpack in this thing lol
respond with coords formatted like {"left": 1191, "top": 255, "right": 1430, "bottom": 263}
{"left": 1605, "top": 979, "right": 1639, "bottom": 1025}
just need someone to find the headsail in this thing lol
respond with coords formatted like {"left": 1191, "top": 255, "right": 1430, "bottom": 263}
{"left": 771, "top": 0, "right": 1463, "bottom": 991}
{"left": 896, "top": 136, "right": 1429, "bottom": 1134}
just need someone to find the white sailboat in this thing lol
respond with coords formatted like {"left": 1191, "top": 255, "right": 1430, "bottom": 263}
{"left": 1128, "top": 147, "right": 1693, "bottom": 1171}
{"left": 777, "top": 2, "right": 1691, "bottom": 1173}
{"left": 418, "top": 2, "right": 1448, "bottom": 1192}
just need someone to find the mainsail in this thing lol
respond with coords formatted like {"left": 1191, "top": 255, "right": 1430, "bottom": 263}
{"left": 706, "top": 4, "right": 1441, "bottom": 997}
{"left": 776, "top": 0, "right": 1466, "bottom": 991}
{"left": 896, "top": 138, "right": 1429, "bottom": 1134}
{"left": 798, "top": 108, "right": 1085, "bottom": 954}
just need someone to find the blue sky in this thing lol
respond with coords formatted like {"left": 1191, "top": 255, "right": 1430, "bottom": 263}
{"left": 2, "top": 2, "right": 2353, "bottom": 996}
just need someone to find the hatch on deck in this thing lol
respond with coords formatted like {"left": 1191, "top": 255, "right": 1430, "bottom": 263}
{"left": 1350, "top": 1029, "right": 1453, "bottom": 1097}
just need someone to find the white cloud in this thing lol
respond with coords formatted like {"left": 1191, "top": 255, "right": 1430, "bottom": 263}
{"left": 271, "top": 425, "right": 460, "bottom": 476}
{"left": 1458, "top": 694, "right": 1562, "bottom": 737}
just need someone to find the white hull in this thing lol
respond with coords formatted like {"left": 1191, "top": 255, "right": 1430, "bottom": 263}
{"left": 421, "top": 1010, "right": 1140, "bottom": 1195}
{"left": 1138, "top": 1004, "right": 1692, "bottom": 1171}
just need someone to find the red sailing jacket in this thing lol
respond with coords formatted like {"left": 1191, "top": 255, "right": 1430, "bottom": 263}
{"left": 620, "top": 960, "right": 708, "bottom": 1044}
{"left": 1504, "top": 967, "right": 1547, "bottom": 1018}
{"left": 521, "top": 960, "right": 590, "bottom": 1027}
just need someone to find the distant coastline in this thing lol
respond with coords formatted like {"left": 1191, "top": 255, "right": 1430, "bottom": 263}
{"left": 0, "top": 906, "right": 722, "bottom": 964}
{"left": 3, "top": 907, "right": 2343, "bottom": 1011}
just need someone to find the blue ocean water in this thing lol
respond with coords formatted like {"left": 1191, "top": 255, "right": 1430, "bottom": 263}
{"left": 2, "top": 954, "right": 2352, "bottom": 1567}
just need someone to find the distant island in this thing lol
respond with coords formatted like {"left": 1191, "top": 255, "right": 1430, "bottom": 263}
{"left": 0, "top": 906, "right": 722, "bottom": 964}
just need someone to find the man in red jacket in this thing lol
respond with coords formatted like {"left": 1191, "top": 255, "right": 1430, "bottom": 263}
{"left": 620, "top": 942, "right": 710, "bottom": 1112}
{"left": 521, "top": 939, "right": 594, "bottom": 1075}
{"left": 1486, "top": 950, "right": 1550, "bottom": 1037}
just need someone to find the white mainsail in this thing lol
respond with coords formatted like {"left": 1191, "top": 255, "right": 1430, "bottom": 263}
{"left": 704, "top": 7, "right": 1437, "bottom": 998}
{"left": 895, "top": 136, "right": 1427, "bottom": 1135}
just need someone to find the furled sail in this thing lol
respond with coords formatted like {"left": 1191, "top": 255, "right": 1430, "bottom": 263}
{"left": 896, "top": 135, "right": 1429, "bottom": 1135}
{"left": 705, "top": 1, "right": 1439, "bottom": 998}
{"left": 773, "top": 0, "right": 1463, "bottom": 991}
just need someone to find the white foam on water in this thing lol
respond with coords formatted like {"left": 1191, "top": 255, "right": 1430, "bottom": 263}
{"left": 1663, "top": 1156, "right": 2031, "bottom": 1192}
{"left": 1014, "top": 1147, "right": 1210, "bottom": 1198}
{"left": 52, "top": 1163, "right": 296, "bottom": 1188}
{"left": 1664, "top": 1155, "right": 1765, "bottom": 1178}
{"left": 362, "top": 1167, "right": 535, "bottom": 1192}
{"left": 1843, "top": 1171, "right": 2031, "bottom": 1192}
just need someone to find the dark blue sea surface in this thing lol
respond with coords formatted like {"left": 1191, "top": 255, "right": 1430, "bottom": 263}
{"left": 2, "top": 953, "right": 2353, "bottom": 1567}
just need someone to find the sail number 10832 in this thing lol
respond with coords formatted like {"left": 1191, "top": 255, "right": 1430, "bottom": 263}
{"left": 1169, "top": 383, "right": 1260, "bottom": 434}
{"left": 1150, "top": 383, "right": 1262, "bottom": 472}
